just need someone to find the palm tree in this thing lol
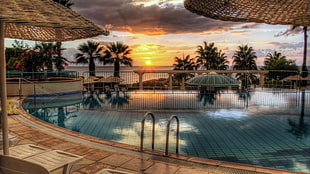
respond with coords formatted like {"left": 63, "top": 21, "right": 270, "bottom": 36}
{"left": 216, "top": 50, "right": 229, "bottom": 70}
{"left": 262, "top": 51, "right": 299, "bottom": 80}
{"left": 173, "top": 54, "right": 196, "bottom": 71}
{"left": 35, "top": 42, "right": 58, "bottom": 72}
{"left": 53, "top": 0, "right": 74, "bottom": 71}
{"left": 196, "top": 41, "right": 218, "bottom": 70}
{"left": 75, "top": 40, "right": 103, "bottom": 76}
{"left": 54, "top": 51, "right": 68, "bottom": 71}
{"left": 173, "top": 54, "right": 196, "bottom": 85}
{"left": 196, "top": 41, "right": 229, "bottom": 70}
{"left": 102, "top": 42, "right": 133, "bottom": 77}
{"left": 53, "top": 0, "right": 74, "bottom": 8}
{"left": 232, "top": 45, "right": 258, "bottom": 87}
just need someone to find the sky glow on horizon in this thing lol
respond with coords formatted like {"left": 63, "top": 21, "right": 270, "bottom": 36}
{"left": 5, "top": 0, "right": 309, "bottom": 67}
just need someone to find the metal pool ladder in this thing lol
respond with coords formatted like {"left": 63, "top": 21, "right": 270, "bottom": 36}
{"left": 165, "top": 115, "right": 180, "bottom": 156}
{"left": 140, "top": 112, "right": 155, "bottom": 151}
{"left": 140, "top": 112, "right": 180, "bottom": 157}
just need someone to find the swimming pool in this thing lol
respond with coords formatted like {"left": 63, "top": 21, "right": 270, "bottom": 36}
{"left": 22, "top": 89, "right": 310, "bottom": 173}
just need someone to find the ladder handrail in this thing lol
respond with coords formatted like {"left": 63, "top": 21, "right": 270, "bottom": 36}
{"left": 140, "top": 112, "right": 155, "bottom": 151}
{"left": 165, "top": 115, "right": 180, "bottom": 156}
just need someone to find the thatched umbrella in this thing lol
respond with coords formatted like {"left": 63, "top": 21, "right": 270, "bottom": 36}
{"left": 184, "top": 0, "right": 309, "bottom": 76}
{"left": 283, "top": 75, "right": 304, "bottom": 81}
{"left": 82, "top": 76, "right": 100, "bottom": 84}
{"left": 0, "top": 0, "right": 109, "bottom": 155}
{"left": 283, "top": 75, "right": 310, "bottom": 81}
{"left": 186, "top": 72, "right": 240, "bottom": 87}
{"left": 98, "top": 76, "right": 125, "bottom": 83}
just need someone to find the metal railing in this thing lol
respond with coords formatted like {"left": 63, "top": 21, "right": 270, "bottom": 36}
{"left": 81, "top": 70, "right": 309, "bottom": 92}
{"left": 7, "top": 71, "right": 79, "bottom": 79}
{"left": 17, "top": 78, "right": 62, "bottom": 106}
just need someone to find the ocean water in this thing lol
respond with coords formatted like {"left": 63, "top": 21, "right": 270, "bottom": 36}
{"left": 66, "top": 65, "right": 174, "bottom": 84}
{"left": 66, "top": 65, "right": 173, "bottom": 74}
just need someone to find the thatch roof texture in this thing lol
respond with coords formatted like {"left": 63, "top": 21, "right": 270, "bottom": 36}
{"left": 1, "top": 0, "right": 109, "bottom": 42}
{"left": 184, "top": 0, "right": 310, "bottom": 26}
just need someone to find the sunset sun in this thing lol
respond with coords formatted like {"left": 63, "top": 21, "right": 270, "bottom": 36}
{"left": 145, "top": 60, "right": 152, "bottom": 66}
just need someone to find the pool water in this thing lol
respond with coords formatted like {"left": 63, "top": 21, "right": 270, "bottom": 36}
{"left": 22, "top": 90, "right": 310, "bottom": 172}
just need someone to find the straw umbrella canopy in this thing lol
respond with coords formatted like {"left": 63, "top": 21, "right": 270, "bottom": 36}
{"left": 98, "top": 76, "right": 125, "bottom": 83}
{"left": 184, "top": 0, "right": 309, "bottom": 76}
{"left": 283, "top": 75, "right": 304, "bottom": 81}
{"left": 0, "top": 0, "right": 109, "bottom": 155}
{"left": 1, "top": 0, "right": 108, "bottom": 42}
{"left": 186, "top": 72, "right": 240, "bottom": 87}
{"left": 82, "top": 76, "right": 100, "bottom": 84}
{"left": 184, "top": 0, "right": 309, "bottom": 26}
{"left": 283, "top": 75, "right": 310, "bottom": 81}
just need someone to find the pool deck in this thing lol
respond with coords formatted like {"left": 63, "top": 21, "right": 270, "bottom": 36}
{"left": 2, "top": 98, "right": 309, "bottom": 174}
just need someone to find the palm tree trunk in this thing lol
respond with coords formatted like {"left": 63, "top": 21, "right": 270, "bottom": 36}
{"left": 89, "top": 57, "right": 96, "bottom": 76}
{"left": 57, "top": 41, "right": 62, "bottom": 71}
{"left": 114, "top": 61, "right": 120, "bottom": 77}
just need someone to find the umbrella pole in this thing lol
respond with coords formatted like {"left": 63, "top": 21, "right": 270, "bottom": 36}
{"left": 302, "top": 26, "right": 308, "bottom": 74}
{"left": 0, "top": 22, "right": 9, "bottom": 155}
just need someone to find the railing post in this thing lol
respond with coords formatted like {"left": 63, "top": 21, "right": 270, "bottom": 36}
{"left": 168, "top": 73, "right": 173, "bottom": 90}
{"left": 260, "top": 72, "right": 266, "bottom": 88}
{"left": 33, "top": 84, "right": 36, "bottom": 107}
{"left": 165, "top": 115, "right": 180, "bottom": 156}
{"left": 140, "top": 112, "right": 155, "bottom": 151}
{"left": 180, "top": 77, "right": 185, "bottom": 90}
{"left": 138, "top": 72, "right": 144, "bottom": 90}
{"left": 18, "top": 78, "right": 22, "bottom": 98}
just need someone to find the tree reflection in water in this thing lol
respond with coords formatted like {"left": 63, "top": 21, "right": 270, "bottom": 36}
{"left": 104, "top": 91, "right": 130, "bottom": 107}
{"left": 287, "top": 91, "right": 310, "bottom": 139}
{"left": 236, "top": 90, "right": 251, "bottom": 101}
{"left": 57, "top": 107, "right": 65, "bottom": 127}
{"left": 82, "top": 91, "right": 104, "bottom": 109}
{"left": 197, "top": 90, "right": 219, "bottom": 105}
{"left": 235, "top": 90, "right": 251, "bottom": 108}
{"left": 82, "top": 91, "right": 130, "bottom": 109}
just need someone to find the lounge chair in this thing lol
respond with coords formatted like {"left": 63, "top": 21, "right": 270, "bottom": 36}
{"left": 25, "top": 150, "right": 83, "bottom": 174}
{"left": 6, "top": 144, "right": 48, "bottom": 159}
{"left": 0, "top": 154, "right": 50, "bottom": 174}
{"left": 0, "top": 133, "right": 18, "bottom": 146}
{"left": 120, "top": 87, "right": 128, "bottom": 92}
{"left": 105, "top": 86, "right": 114, "bottom": 92}
{"left": 3, "top": 144, "right": 83, "bottom": 174}
{"left": 114, "top": 84, "right": 120, "bottom": 92}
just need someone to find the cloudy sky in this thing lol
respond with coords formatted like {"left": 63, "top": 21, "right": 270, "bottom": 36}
{"left": 7, "top": 0, "right": 309, "bottom": 67}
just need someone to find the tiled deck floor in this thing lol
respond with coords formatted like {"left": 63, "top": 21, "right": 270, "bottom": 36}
{"left": 2, "top": 98, "right": 308, "bottom": 174}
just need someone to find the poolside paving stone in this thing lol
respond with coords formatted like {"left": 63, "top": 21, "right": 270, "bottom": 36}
{"left": 143, "top": 162, "right": 179, "bottom": 174}
{"left": 83, "top": 149, "right": 113, "bottom": 161}
{"left": 99, "top": 153, "right": 133, "bottom": 166}
{"left": 66, "top": 145, "right": 99, "bottom": 156}
{"left": 120, "top": 158, "right": 154, "bottom": 172}
{"left": 77, "top": 162, "right": 115, "bottom": 174}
